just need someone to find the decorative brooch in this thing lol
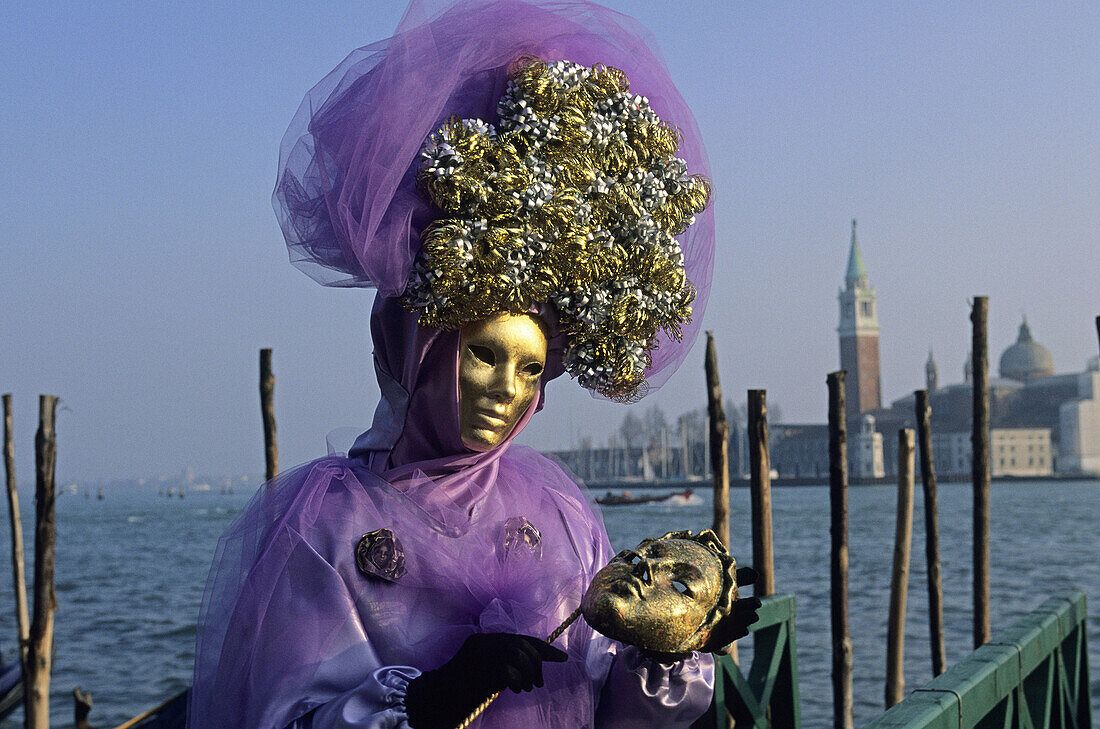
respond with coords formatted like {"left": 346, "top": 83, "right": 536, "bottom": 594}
{"left": 503, "top": 516, "right": 543, "bottom": 559}
{"left": 355, "top": 528, "right": 407, "bottom": 582}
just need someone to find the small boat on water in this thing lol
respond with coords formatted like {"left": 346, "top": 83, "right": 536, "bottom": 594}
{"left": 114, "top": 688, "right": 188, "bottom": 729}
{"left": 664, "top": 490, "right": 702, "bottom": 506}
{"left": 75, "top": 687, "right": 188, "bottom": 729}
{"left": 0, "top": 660, "right": 23, "bottom": 722}
{"left": 596, "top": 488, "right": 694, "bottom": 506}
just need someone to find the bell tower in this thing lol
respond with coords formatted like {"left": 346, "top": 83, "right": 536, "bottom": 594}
{"left": 926, "top": 349, "right": 939, "bottom": 392}
{"left": 837, "top": 219, "right": 881, "bottom": 422}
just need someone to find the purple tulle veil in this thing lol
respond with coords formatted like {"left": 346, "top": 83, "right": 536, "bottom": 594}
{"left": 274, "top": 0, "right": 715, "bottom": 395}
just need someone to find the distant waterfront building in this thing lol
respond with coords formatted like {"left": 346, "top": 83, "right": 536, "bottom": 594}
{"left": 837, "top": 219, "right": 882, "bottom": 423}
{"left": 886, "top": 321, "right": 1100, "bottom": 478}
{"left": 930, "top": 428, "right": 1053, "bottom": 478}
{"left": 770, "top": 416, "right": 884, "bottom": 481}
{"left": 770, "top": 424, "right": 829, "bottom": 479}
{"left": 1060, "top": 366, "right": 1100, "bottom": 474}
{"left": 931, "top": 432, "right": 970, "bottom": 476}
{"left": 766, "top": 224, "right": 1100, "bottom": 482}
{"left": 991, "top": 428, "right": 1053, "bottom": 477}
{"left": 851, "top": 414, "right": 885, "bottom": 478}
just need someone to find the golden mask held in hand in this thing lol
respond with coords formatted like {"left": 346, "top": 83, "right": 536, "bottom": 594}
{"left": 458, "top": 312, "right": 548, "bottom": 452}
{"left": 581, "top": 530, "right": 749, "bottom": 657}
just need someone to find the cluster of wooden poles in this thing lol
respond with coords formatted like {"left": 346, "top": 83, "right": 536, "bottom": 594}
{"left": 3, "top": 393, "right": 60, "bottom": 729}
{"left": 703, "top": 300, "right": 1100, "bottom": 729}
{"left": 0, "top": 348, "right": 282, "bottom": 729}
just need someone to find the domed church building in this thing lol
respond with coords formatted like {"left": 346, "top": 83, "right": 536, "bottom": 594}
{"left": 999, "top": 318, "right": 1054, "bottom": 383}
{"left": 879, "top": 314, "right": 1100, "bottom": 479}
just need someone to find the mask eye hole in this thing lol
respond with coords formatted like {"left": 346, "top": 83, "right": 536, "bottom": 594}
{"left": 672, "top": 580, "right": 692, "bottom": 596}
{"left": 468, "top": 344, "right": 495, "bottom": 365}
{"left": 523, "top": 361, "right": 544, "bottom": 376}
{"left": 628, "top": 553, "right": 642, "bottom": 565}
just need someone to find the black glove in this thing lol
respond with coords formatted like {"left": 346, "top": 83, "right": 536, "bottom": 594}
{"left": 705, "top": 566, "right": 763, "bottom": 652}
{"left": 730, "top": 567, "right": 763, "bottom": 636}
{"left": 405, "top": 632, "right": 568, "bottom": 729}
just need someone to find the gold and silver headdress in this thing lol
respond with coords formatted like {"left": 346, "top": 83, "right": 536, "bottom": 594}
{"left": 404, "top": 57, "right": 711, "bottom": 400}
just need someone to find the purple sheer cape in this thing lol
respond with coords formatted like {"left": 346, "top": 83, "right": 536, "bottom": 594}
{"left": 274, "top": 0, "right": 716, "bottom": 394}
{"left": 187, "top": 297, "right": 714, "bottom": 729}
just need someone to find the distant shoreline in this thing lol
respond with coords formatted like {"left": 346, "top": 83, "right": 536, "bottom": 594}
{"left": 584, "top": 473, "right": 1100, "bottom": 489}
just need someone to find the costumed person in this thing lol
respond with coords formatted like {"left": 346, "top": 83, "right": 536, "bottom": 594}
{"left": 187, "top": 1, "right": 757, "bottom": 728}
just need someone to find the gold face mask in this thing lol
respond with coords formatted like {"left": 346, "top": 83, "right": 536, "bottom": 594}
{"left": 458, "top": 313, "right": 548, "bottom": 452}
{"left": 581, "top": 530, "right": 739, "bottom": 655}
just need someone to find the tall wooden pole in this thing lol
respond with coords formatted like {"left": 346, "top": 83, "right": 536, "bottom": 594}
{"left": 260, "top": 348, "right": 278, "bottom": 481}
{"left": 705, "top": 332, "right": 729, "bottom": 550}
{"left": 27, "top": 394, "right": 58, "bottom": 729}
{"left": 705, "top": 334, "right": 734, "bottom": 669}
{"left": 827, "top": 371, "right": 853, "bottom": 729}
{"left": 914, "top": 390, "right": 947, "bottom": 676}
{"left": 2, "top": 394, "right": 30, "bottom": 676}
{"left": 970, "top": 297, "right": 991, "bottom": 647}
{"left": 1095, "top": 314, "right": 1099, "bottom": 355}
{"left": 886, "top": 429, "right": 915, "bottom": 708}
{"left": 747, "top": 389, "right": 774, "bottom": 597}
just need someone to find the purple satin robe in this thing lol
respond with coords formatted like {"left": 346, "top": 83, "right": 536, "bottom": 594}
{"left": 189, "top": 449, "right": 713, "bottom": 728}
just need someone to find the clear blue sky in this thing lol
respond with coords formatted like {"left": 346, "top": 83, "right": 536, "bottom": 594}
{"left": 2, "top": 2, "right": 1098, "bottom": 482}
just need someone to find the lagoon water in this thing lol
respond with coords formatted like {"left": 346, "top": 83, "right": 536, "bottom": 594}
{"left": 0, "top": 479, "right": 1095, "bottom": 727}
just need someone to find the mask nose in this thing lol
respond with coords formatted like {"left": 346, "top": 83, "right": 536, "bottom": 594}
{"left": 488, "top": 366, "right": 517, "bottom": 402}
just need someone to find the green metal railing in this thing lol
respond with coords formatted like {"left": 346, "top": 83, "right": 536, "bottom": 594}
{"left": 691, "top": 594, "right": 801, "bottom": 729}
{"left": 865, "top": 590, "right": 1091, "bottom": 729}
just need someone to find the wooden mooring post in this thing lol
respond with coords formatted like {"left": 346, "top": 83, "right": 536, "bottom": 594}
{"left": 704, "top": 333, "right": 735, "bottom": 671}
{"left": 827, "top": 371, "right": 853, "bottom": 729}
{"left": 970, "top": 297, "right": 991, "bottom": 648}
{"left": 2, "top": 394, "right": 30, "bottom": 677}
{"left": 27, "top": 394, "right": 58, "bottom": 729}
{"left": 914, "top": 389, "right": 947, "bottom": 676}
{"left": 260, "top": 348, "right": 278, "bottom": 481}
{"left": 885, "top": 429, "right": 915, "bottom": 708}
{"left": 747, "top": 389, "right": 774, "bottom": 597}
{"left": 704, "top": 332, "right": 729, "bottom": 550}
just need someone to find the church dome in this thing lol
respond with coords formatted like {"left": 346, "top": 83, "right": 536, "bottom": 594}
{"left": 998, "top": 318, "right": 1053, "bottom": 382}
